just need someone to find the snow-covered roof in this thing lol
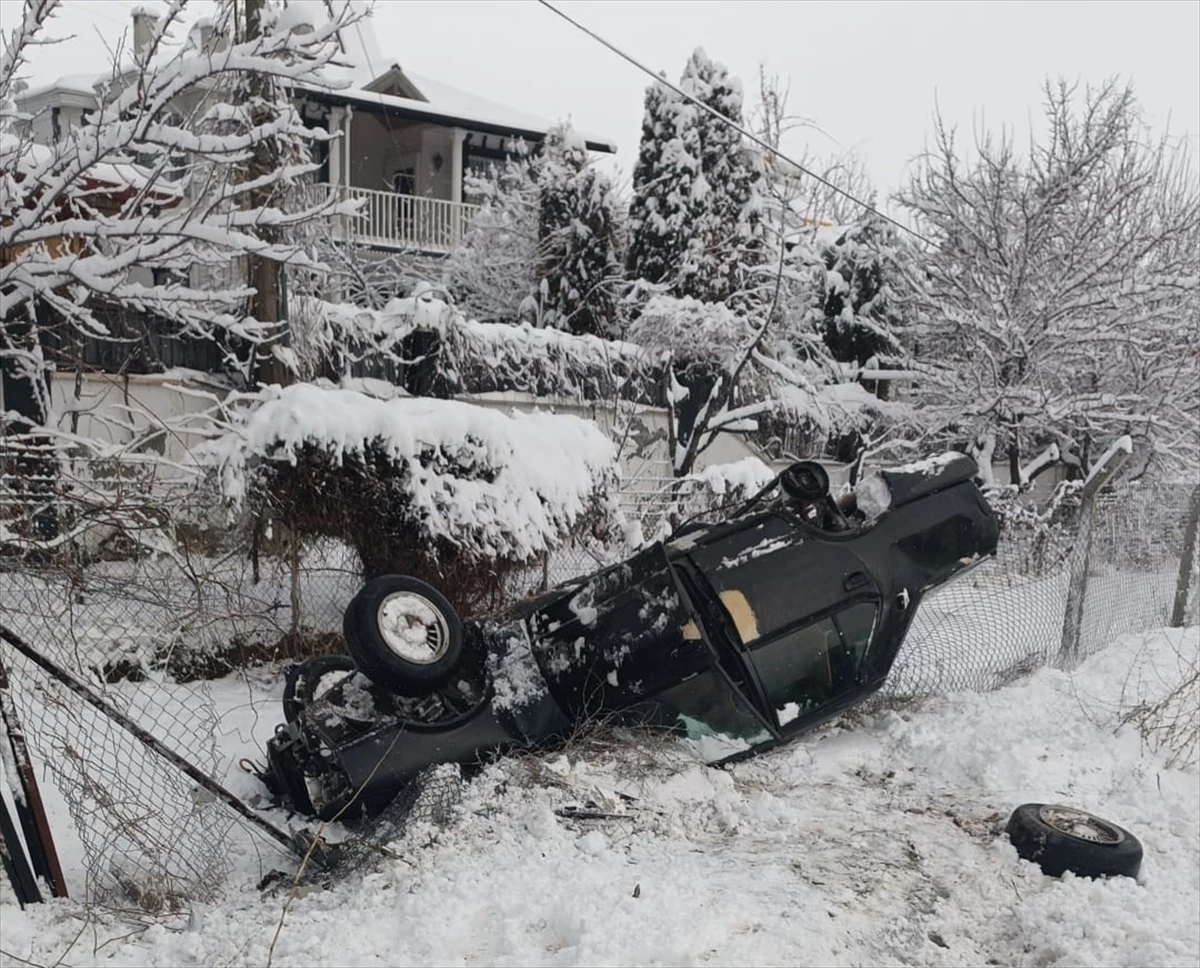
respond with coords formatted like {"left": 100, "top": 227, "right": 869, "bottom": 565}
{"left": 16, "top": 3, "right": 616, "bottom": 154}
{"left": 1, "top": 132, "right": 181, "bottom": 198}
{"left": 305, "top": 2, "right": 616, "bottom": 152}
{"left": 17, "top": 73, "right": 103, "bottom": 101}
{"left": 296, "top": 72, "right": 617, "bottom": 154}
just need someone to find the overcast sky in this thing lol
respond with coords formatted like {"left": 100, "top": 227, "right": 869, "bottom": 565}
{"left": 7, "top": 0, "right": 1199, "bottom": 200}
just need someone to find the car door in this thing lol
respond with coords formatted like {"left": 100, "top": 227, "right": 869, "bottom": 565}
{"left": 683, "top": 510, "right": 882, "bottom": 729}
{"left": 737, "top": 600, "right": 880, "bottom": 730}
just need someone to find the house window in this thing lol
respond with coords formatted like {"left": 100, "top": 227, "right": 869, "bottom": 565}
{"left": 59, "top": 298, "right": 225, "bottom": 376}
{"left": 462, "top": 155, "right": 494, "bottom": 205}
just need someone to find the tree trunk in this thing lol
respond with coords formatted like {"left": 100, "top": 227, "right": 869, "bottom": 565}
{"left": 1, "top": 310, "right": 59, "bottom": 540}
{"left": 244, "top": 0, "right": 289, "bottom": 388}
{"left": 672, "top": 362, "right": 720, "bottom": 478}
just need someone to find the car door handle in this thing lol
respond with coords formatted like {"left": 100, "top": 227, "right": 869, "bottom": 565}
{"left": 843, "top": 571, "right": 870, "bottom": 592}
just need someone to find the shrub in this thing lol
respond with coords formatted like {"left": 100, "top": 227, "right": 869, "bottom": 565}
{"left": 206, "top": 384, "right": 625, "bottom": 615}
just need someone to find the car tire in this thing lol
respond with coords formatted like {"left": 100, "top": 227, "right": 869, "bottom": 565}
{"left": 1006, "top": 803, "right": 1143, "bottom": 879}
{"left": 282, "top": 654, "right": 358, "bottom": 723}
{"left": 343, "top": 575, "right": 465, "bottom": 696}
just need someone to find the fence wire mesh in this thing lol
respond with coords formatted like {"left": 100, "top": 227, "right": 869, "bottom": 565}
{"left": 1, "top": 564, "right": 236, "bottom": 911}
{"left": 886, "top": 481, "right": 1200, "bottom": 701}
{"left": 1, "top": 465, "right": 1196, "bottom": 913}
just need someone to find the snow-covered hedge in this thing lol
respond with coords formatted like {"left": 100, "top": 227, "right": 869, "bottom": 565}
{"left": 205, "top": 384, "right": 625, "bottom": 611}
{"left": 293, "top": 289, "right": 663, "bottom": 404}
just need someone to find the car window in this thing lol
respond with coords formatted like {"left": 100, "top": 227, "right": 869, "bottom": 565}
{"left": 618, "top": 669, "right": 771, "bottom": 761}
{"left": 834, "top": 602, "right": 877, "bottom": 668}
{"left": 748, "top": 603, "right": 879, "bottom": 728}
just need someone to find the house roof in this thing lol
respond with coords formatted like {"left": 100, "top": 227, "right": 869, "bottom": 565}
{"left": 303, "top": 8, "right": 616, "bottom": 152}
{"left": 296, "top": 71, "right": 617, "bottom": 154}
{"left": 2, "top": 132, "right": 184, "bottom": 211}
{"left": 16, "top": 74, "right": 104, "bottom": 102}
{"left": 15, "top": 4, "right": 616, "bottom": 155}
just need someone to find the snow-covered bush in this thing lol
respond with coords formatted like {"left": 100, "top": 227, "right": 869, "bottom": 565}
{"left": 640, "top": 456, "right": 778, "bottom": 540}
{"left": 443, "top": 125, "right": 624, "bottom": 339}
{"left": 812, "top": 216, "right": 910, "bottom": 376}
{"left": 293, "top": 288, "right": 663, "bottom": 404}
{"left": 205, "top": 384, "right": 625, "bottom": 613}
{"left": 442, "top": 141, "right": 541, "bottom": 325}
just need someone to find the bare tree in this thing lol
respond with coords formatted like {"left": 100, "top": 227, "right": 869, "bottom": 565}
{"left": 895, "top": 78, "right": 1200, "bottom": 483}
{"left": 0, "top": 0, "right": 363, "bottom": 425}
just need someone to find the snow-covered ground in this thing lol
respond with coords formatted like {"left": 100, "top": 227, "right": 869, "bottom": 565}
{"left": 2, "top": 626, "right": 1197, "bottom": 968}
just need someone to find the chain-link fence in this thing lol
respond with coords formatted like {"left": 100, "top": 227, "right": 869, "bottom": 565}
{"left": 886, "top": 480, "right": 1200, "bottom": 700}
{"left": 2, "top": 457, "right": 1197, "bottom": 912}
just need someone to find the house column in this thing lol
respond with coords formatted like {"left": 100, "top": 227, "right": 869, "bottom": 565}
{"left": 327, "top": 106, "right": 344, "bottom": 188}
{"left": 450, "top": 127, "right": 466, "bottom": 204}
{"left": 343, "top": 105, "right": 354, "bottom": 190}
{"left": 450, "top": 127, "right": 467, "bottom": 248}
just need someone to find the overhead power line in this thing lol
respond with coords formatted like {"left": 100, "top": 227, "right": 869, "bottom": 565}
{"left": 534, "top": 0, "right": 931, "bottom": 247}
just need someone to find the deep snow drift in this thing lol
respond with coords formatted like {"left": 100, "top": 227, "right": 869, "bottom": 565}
{"left": 2, "top": 626, "right": 1197, "bottom": 967}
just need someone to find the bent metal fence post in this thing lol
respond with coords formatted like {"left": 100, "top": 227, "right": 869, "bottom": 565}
{"left": 0, "top": 626, "right": 299, "bottom": 857}
{"left": 1059, "top": 441, "right": 1133, "bottom": 668}
{"left": 0, "top": 657, "right": 68, "bottom": 900}
{"left": 0, "top": 625, "right": 307, "bottom": 910}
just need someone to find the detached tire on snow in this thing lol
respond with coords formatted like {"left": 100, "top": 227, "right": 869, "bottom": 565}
{"left": 1006, "top": 803, "right": 1143, "bottom": 879}
{"left": 342, "top": 575, "right": 465, "bottom": 696}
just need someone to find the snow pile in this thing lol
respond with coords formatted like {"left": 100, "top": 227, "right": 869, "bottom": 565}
{"left": 204, "top": 383, "right": 622, "bottom": 563}
{"left": 642, "top": 456, "right": 776, "bottom": 540}
{"left": 889, "top": 450, "right": 969, "bottom": 477}
{"left": 686, "top": 454, "right": 777, "bottom": 497}
{"left": 3, "top": 626, "right": 1197, "bottom": 965}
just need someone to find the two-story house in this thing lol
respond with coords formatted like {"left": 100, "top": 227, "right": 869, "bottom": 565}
{"left": 15, "top": 7, "right": 616, "bottom": 258}
{"left": 2, "top": 6, "right": 625, "bottom": 464}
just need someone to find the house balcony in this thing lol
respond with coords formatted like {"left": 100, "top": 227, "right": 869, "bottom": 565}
{"left": 322, "top": 184, "right": 479, "bottom": 253}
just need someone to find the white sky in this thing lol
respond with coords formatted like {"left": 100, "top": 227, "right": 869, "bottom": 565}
{"left": 5, "top": 0, "right": 1198, "bottom": 199}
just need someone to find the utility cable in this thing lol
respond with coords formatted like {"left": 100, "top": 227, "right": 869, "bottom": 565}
{"left": 535, "top": 0, "right": 931, "bottom": 246}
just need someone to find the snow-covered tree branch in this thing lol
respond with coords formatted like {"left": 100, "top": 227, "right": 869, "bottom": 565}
{"left": 1, "top": 0, "right": 364, "bottom": 419}
{"left": 895, "top": 77, "right": 1200, "bottom": 482}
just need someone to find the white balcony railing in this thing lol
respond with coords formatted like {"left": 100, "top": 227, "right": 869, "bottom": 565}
{"left": 322, "top": 184, "right": 479, "bottom": 253}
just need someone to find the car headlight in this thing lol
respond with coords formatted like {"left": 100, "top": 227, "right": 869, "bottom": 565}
{"left": 855, "top": 474, "right": 892, "bottom": 520}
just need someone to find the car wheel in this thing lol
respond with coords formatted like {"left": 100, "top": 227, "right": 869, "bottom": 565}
{"left": 343, "top": 575, "right": 465, "bottom": 696}
{"left": 282, "top": 654, "right": 358, "bottom": 723}
{"left": 1006, "top": 803, "right": 1143, "bottom": 879}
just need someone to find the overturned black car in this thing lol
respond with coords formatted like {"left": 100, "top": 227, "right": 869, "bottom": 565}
{"left": 260, "top": 453, "right": 999, "bottom": 821}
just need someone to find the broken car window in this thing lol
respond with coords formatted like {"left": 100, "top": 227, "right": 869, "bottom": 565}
{"left": 619, "top": 668, "right": 771, "bottom": 758}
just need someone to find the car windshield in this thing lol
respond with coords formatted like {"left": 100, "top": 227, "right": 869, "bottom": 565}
{"left": 618, "top": 668, "right": 772, "bottom": 762}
